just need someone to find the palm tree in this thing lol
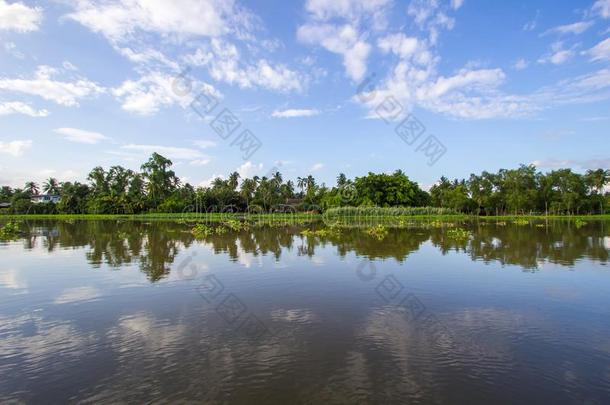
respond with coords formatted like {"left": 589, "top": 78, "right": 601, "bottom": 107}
{"left": 272, "top": 171, "right": 283, "bottom": 187}
{"left": 24, "top": 181, "right": 39, "bottom": 195}
{"left": 228, "top": 171, "right": 240, "bottom": 190}
{"left": 306, "top": 175, "right": 316, "bottom": 192}
{"left": 336, "top": 173, "right": 347, "bottom": 187}
{"left": 43, "top": 177, "right": 60, "bottom": 195}
{"left": 296, "top": 177, "right": 306, "bottom": 194}
{"left": 240, "top": 178, "right": 257, "bottom": 206}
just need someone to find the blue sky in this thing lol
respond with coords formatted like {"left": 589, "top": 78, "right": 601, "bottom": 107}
{"left": 0, "top": 0, "right": 609, "bottom": 190}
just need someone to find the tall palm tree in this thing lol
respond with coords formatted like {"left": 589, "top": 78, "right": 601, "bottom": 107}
{"left": 306, "top": 175, "right": 316, "bottom": 192}
{"left": 272, "top": 171, "right": 283, "bottom": 187}
{"left": 336, "top": 173, "right": 347, "bottom": 187}
{"left": 228, "top": 171, "right": 240, "bottom": 190}
{"left": 43, "top": 177, "right": 60, "bottom": 194}
{"left": 24, "top": 181, "right": 39, "bottom": 195}
{"left": 297, "top": 177, "right": 306, "bottom": 194}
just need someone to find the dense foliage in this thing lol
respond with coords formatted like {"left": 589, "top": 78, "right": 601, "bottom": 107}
{"left": 0, "top": 154, "right": 608, "bottom": 215}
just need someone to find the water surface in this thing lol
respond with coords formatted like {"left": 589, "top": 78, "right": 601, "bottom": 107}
{"left": 1, "top": 219, "right": 609, "bottom": 403}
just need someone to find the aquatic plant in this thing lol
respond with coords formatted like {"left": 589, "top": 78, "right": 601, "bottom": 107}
{"left": 575, "top": 219, "right": 588, "bottom": 229}
{"left": 224, "top": 219, "right": 243, "bottom": 231}
{"left": 446, "top": 228, "right": 471, "bottom": 241}
{"left": 192, "top": 224, "right": 213, "bottom": 238}
{"left": 513, "top": 219, "right": 530, "bottom": 226}
{"left": 301, "top": 227, "right": 341, "bottom": 238}
{"left": 0, "top": 221, "right": 21, "bottom": 239}
{"left": 366, "top": 224, "right": 389, "bottom": 240}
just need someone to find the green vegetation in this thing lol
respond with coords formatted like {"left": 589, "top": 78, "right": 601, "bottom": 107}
{"left": 513, "top": 219, "right": 530, "bottom": 225}
{"left": 192, "top": 224, "right": 214, "bottom": 238}
{"left": 301, "top": 227, "right": 341, "bottom": 238}
{"left": 446, "top": 228, "right": 472, "bottom": 240}
{"left": 0, "top": 221, "right": 21, "bottom": 239}
{"left": 366, "top": 224, "right": 389, "bottom": 240}
{"left": 575, "top": 219, "right": 588, "bottom": 229}
{"left": 1, "top": 154, "right": 608, "bottom": 218}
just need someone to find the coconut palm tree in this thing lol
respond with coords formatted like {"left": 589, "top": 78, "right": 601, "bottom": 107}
{"left": 24, "top": 181, "right": 39, "bottom": 195}
{"left": 271, "top": 171, "right": 283, "bottom": 187}
{"left": 228, "top": 171, "right": 240, "bottom": 190}
{"left": 43, "top": 177, "right": 60, "bottom": 194}
{"left": 296, "top": 177, "right": 306, "bottom": 194}
{"left": 306, "top": 175, "right": 316, "bottom": 192}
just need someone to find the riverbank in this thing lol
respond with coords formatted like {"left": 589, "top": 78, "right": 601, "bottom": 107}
{"left": 2, "top": 213, "right": 609, "bottom": 222}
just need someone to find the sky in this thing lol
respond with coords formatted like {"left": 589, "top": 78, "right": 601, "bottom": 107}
{"left": 0, "top": 0, "right": 609, "bottom": 190}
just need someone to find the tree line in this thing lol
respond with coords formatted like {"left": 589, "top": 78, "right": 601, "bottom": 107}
{"left": 0, "top": 152, "right": 608, "bottom": 215}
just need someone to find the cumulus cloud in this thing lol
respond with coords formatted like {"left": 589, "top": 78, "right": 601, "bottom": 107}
{"left": 66, "top": 1, "right": 305, "bottom": 95}
{"left": 0, "top": 140, "right": 32, "bottom": 157}
{"left": 298, "top": 24, "right": 370, "bottom": 81}
{"left": 0, "top": 101, "right": 48, "bottom": 117}
{"left": 65, "top": 0, "right": 236, "bottom": 41}
{"left": 0, "top": 0, "right": 42, "bottom": 32}
{"left": 54, "top": 127, "right": 110, "bottom": 144}
{"left": 237, "top": 161, "right": 263, "bottom": 178}
{"left": 189, "top": 39, "right": 304, "bottom": 92}
{"left": 0, "top": 65, "right": 104, "bottom": 106}
{"left": 271, "top": 108, "right": 319, "bottom": 118}
{"left": 112, "top": 71, "right": 220, "bottom": 115}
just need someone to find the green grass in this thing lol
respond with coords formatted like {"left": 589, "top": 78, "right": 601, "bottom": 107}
{"left": 2, "top": 211, "right": 609, "bottom": 227}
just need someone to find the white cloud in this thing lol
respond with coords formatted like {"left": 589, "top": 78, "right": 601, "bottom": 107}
{"left": 65, "top": 0, "right": 236, "bottom": 41}
{"left": 297, "top": 24, "right": 371, "bottom": 81}
{"left": 450, "top": 0, "right": 464, "bottom": 10}
{"left": 0, "top": 0, "right": 42, "bottom": 32}
{"left": 0, "top": 101, "right": 48, "bottom": 117}
{"left": 310, "top": 163, "right": 324, "bottom": 172}
{"left": 513, "top": 58, "right": 529, "bottom": 70}
{"left": 538, "top": 42, "right": 574, "bottom": 65}
{"left": 189, "top": 159, "right": 211, "bottom": 166}
{"left": 532, "top": 158, "right": 610, "bottom": 170}
{"left": 407, "top": 0, "right": 455, "bottom": 44}
{"left": 112, "top": 71, "right": 220, "bottom": 115}
{"left": 592, "top": 0, "right": 610, "bottom": 19}
{"left": 0, "top": 65, "right": 104, "bottom": 106}
{"left": 304, "top": 0, "right": 391, "bottom": 27}
{"left": 271, "top": 108, "right": 319, "bottom": 118}
{"left": 378, "top": 34, "right": 420, "bottom": 58}
{"left": 121, "top": 144, "right": 204, "bottom": 160}
{"left": 54, "top": 127, "right": 110, "bottom": 144}
{"left": 584, "top": 37, "right": 610, "bottom": 61}
{"left": 237, "top": 161, "right": 263, "bottom": 178}
{"left": 199, "top": 174, "right": 225, "bottom": 187}
{"left": 196, "top": 39, "right": 304, "bottom": 92}
{"left": 4, "top": 41, "right": 24, "bottom": 58}
{"left": 193, "top": 140, "right": 217, "bottom": 149}
{"left": 542, "top": 21, "right": 594, "bottom": 36}
{"left": 0, "top": 140, "right": 32, "bottom": 157}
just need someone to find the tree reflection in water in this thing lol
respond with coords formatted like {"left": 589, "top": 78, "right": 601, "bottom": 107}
{"left": 17, "top": 219, "right": 609, "bottom": 281}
